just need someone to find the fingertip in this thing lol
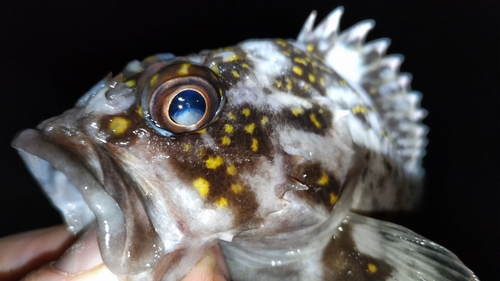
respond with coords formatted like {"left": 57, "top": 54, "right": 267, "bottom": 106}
{"left": 182, "top": 246, "right": 230, "bottom": 281}
{"left": 53, "top": 225, "right": 102, "bottom": 274}
{"left": 211, "top": 245, "right": 231, "bottom": 280}
{"left": 0, "top": 225, "right": 76, "bottom": 281}
{"left": 21, "top": 263, "right": 119, "bottom": 281}
{"left": 182, "top": 249, "right": 217, "bottom": 281}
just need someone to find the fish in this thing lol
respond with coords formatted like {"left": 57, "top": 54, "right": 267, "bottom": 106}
{"left": 12, "top": 6, "right": 478, "bottom": 281}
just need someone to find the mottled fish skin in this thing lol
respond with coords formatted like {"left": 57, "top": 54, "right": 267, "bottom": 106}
{"left": 12, "top": 6, "right": 477, "bottom": 281}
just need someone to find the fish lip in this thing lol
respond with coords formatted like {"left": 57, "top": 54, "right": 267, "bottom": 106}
{"left": 12, "top": 128, "right": 171, "bottom": 274}
{"left": 12, "top": 128, "right": 102, "bottom": 233}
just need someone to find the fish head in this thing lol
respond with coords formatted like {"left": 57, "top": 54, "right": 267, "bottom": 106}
{"left": 13, "top": 39, "right": 358, "bottom": 278}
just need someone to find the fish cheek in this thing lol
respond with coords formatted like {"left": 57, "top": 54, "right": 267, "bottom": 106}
{"left": 165, "top": 137, "right": 261, "bottom": 227}
{"left": 94, "top": 146, "right": 163, "bottom": 274}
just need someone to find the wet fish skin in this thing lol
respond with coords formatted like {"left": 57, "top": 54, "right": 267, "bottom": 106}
{"left": 13, "top": 6, "right": 477, "bottom": 281}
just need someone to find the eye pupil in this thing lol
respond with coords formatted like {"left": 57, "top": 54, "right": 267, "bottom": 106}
{"left": 168, "top": 89, "right": 206, "bottom": 125}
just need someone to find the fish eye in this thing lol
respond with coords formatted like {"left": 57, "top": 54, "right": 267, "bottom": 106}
{"left": 168, "top": 89, "right": 206, "bottom": 126}
{"left": 141, "top": 63, "right": 225, "bottom": 136}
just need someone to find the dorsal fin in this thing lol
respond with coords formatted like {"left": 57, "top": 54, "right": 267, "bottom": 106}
{"left": 296, "top": 7, "right": 427, "bottom": 181}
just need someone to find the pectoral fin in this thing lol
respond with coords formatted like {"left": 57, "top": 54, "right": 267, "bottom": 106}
{"left": 321, "top": 212, "right": 478, "bottom": 280}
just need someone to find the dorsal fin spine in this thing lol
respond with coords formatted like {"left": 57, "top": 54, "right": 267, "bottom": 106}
{"left": 296, "top": 6, "right": 428, "bottom": 183}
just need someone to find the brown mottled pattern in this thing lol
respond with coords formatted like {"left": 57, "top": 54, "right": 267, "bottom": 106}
{"left": 99, "top": 41, "right": 344, "bottom": 227}
{"left": 273, "top": 39, "right": 342, "bottom": 97}
{"left": 166, "top": 103, "right": 275, "bottom": 224}
{"left": 204, "top": 46, "right": 252, "bottom": 86}
{"left": 321, "top": 224, "right": 393, "bottom": 280}
{"left": 289, "top": 161, "right": 341, "bottom": 211}
{"left": 101, "top": 107, "right": 147, "bottom": 147}
{"left": 279, "top": 103, "right": 333, "bottom": 136}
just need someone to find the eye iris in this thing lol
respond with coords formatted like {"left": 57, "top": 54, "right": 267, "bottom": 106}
{"left": 168, "top": 89, "right": 206, "bottom": 125}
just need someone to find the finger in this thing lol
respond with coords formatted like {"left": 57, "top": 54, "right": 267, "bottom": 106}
{"left": 182, "top": 245, "right": 230, "bottom": 281}
{"left": 52, "top": 224, "right": 102, "bottom": 274}
{"left": 21, "top": 263, "right": 118, "bottom": 281}
{"left": 0, "top": 225, "right": 76, "bottom": 281}
{"left": 211, "top": 244, "right": 231, "bottom": 281}
{"left": 21, "top": 224, "right": 119, "bottom": 281}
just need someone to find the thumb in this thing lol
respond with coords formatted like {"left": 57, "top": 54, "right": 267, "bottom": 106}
{"left": 22, "top": 225, "right": 118, "bottom": 281}
{"left": 182, "top": 245, "right": 230, "bottom": 281}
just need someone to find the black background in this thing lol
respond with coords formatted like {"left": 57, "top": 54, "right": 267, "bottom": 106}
{"left": 1, "top": 1, "right": 498, "bottom": 280}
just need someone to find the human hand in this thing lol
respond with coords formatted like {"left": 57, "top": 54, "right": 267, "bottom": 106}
{"left": 0, "top": 225, "right": 229, "bottom": 281}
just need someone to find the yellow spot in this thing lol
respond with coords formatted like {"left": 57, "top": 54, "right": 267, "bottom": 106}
{"left": 224, "top": 124, "right": 234, "bottom": 134}
{"left": 227, "top": 112, "right": 237, "bottom": 120}
{"left": 109, "top": 116, "right": 129, "bottom": 135}
{"left": 352, "top": 106, "right": 367, "bottom": 114}
{"left": 210, "top": 63, "right": 220, "bottom": 74}
{"left": 285, "top": 77, "right": 293, "bottom": 90}
{"left": 294, "top": 57, "right": 307, "bottom": 65}
{"left": 276, "top": 39, "right": 287, "bottom": 46}
{"left": 317, "top": 173, "right": 329, "bottom": 186}
{"left": 308, "top": 73, "right": 316, "bottom": 83}
{"left": 193, "top": 177, "right": 210, "bottom": 198}
{"left": 275, "top": 79, "right": 282, "bottom": 88}
{"left": 135, "top": 106, "right": 143, "bottom": 117}
{"left": 206, "top": 156, "right": 224, "bottom": 170}
{"left": 227, "top": 164, "right": 237, "bottom": 176}
{"left": 149, "top": 74, "right": 158, "bottom": 86}
{"left": 231, "top": 70, "right": 240, "bottom": 78}
{"left": 367, "top": 263, "right": 377, "bottom": 274}
{"left": 283, "top": 51, "right": 291, "bottom": 57}
{"left": 183, "top": 144, "right": 192, "bottom": 151}
{"left": 310, "top": 113, "right": 322, "bottom": 128}
{"left": 244, "top": 123, "right": 256, "bottom": 134}
{"left": 292, "top": 107, "right": 304, "bottom": 116}
{"left": 242, "top": 63, "right": 250, "bottom": 69}
{"left": 292, "top": 65, "right": 303, "bottom": 76}
{"left": 215, "top": 197, "right": 228, "bottom": 208}
{"left": 221, "top": 135, "right": 231, "bottom": 146}
{"left": 223, "top": 54, "right": 240, "bottom": 62}
{"left": 251, "top": 138, "right": 259, "bottom": 152}
{"left": 339, "top": 79, "right": 347, "bottom": 86}
{"left": 124, "top": 79, "right": 136, "bottom": 87}
{"left": 178, "top": 63, "right": 191, "bottom": 75}
{"left": 329, "top": 192, "right": 339, "bottom": 205}
{"left": 303, "top": 83, "right": 310, "bottom": 90}
{"left": 319, "top": 77, "right": 325, "bottom": 87}
{"left": 306, "top": 44, "right": 314, "bottom": 52}
{"left": 198, "top": 148, "right": 207, "bottom": 156}
{"left": 242, "top": 108, "right": 251, "bottom": 117}
{"left": 261, "top": 116, "right": 269, "bottom": 126}
{"left": 305, "top": 56, "right": 311, "bottom": 62}
{"left": 231, "top": 184, "right": 244, "bottom": 194}
{"left": 318, "top": 108, "right": 324, "bottom": 114}
{"left": 196, "top": 128, "right": 207, "bottom": 134}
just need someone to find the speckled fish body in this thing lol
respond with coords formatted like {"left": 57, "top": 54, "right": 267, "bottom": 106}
{"left": 13, "top": 7, "right": 477, "bottom": 281}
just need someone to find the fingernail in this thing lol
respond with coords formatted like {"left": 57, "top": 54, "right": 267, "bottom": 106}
{"left": 53, "top": 224, "right": 103, "bottom": 274}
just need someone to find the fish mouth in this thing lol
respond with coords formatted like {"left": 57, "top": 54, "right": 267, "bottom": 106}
{"left": 12, "top": 129, "right": 102, "bottom": 233}
{"left": 12, "top": 128, "right": 165, "bottom": 275}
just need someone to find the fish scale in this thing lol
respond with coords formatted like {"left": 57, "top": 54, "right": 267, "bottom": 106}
{"left": 12, "top": 6, "right": 477, "bottom": 281}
